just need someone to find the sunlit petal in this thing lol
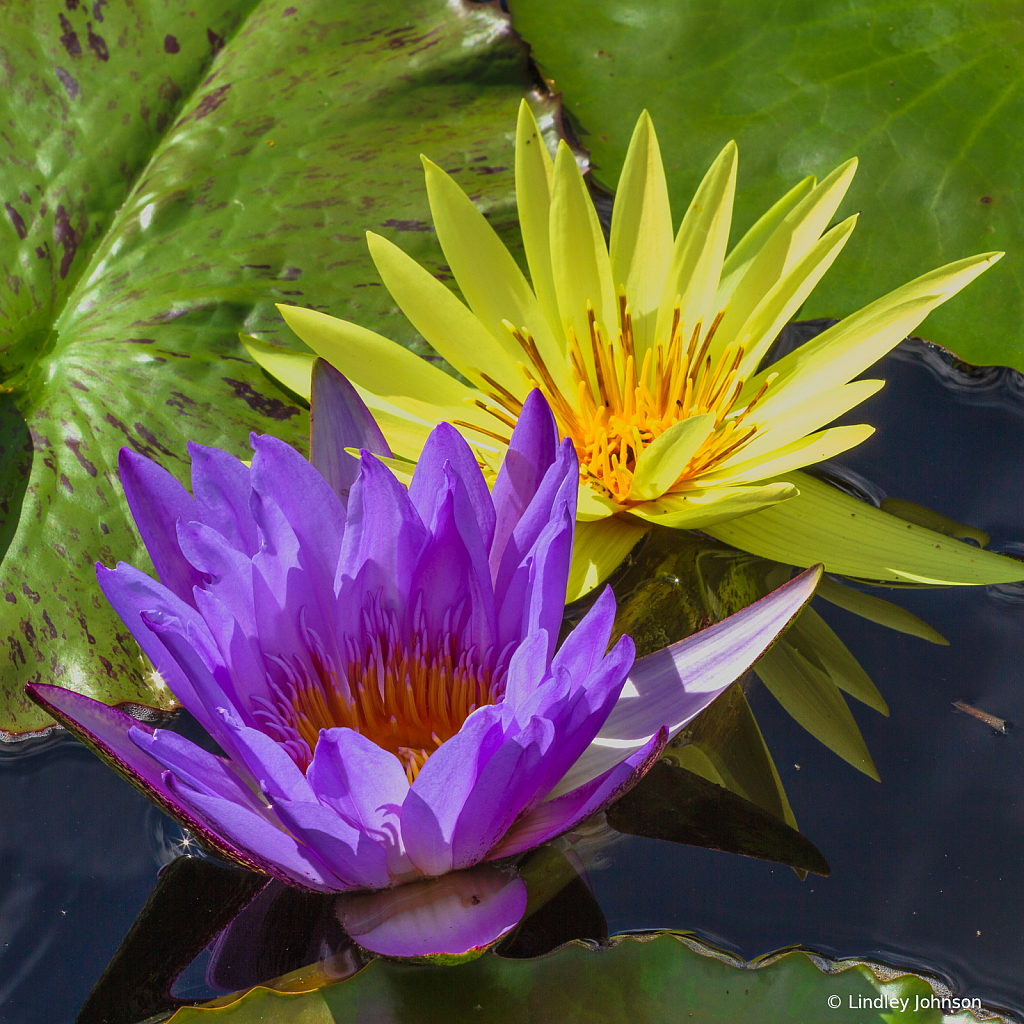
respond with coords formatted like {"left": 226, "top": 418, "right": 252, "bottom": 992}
{"left": 422, "top": 156, "right": 574, "bottom": 400}
{"left": 654, "top": 140, "right": 736, "bottom": 357}
{"left": 610, "top": 110, "right": 674, "bottom": 360}
{"left": 515, "top": 100, "right": 561, "bottom": 336}
{"left": 550, "top": 140, "right": 617, "bottom": 393}
{"left": 367, "top": 231, "right": 525, "bottom": 401}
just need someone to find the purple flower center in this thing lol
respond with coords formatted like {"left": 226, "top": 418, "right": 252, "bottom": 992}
{"left": 251, "top": 592, "right": 514, "bottom": 780}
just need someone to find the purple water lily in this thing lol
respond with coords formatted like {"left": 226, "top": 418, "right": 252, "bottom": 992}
{"left": 29, "top": 363, "right": 819, "bottom": 959}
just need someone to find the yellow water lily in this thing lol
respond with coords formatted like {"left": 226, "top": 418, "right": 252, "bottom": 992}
{"left": 248, "top": 102, "right": 1024, "bottom": 598}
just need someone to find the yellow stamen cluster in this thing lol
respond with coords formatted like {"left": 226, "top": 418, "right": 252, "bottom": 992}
{"left": 467, "top": 297, "right": 776, "bottom": 505}
{"left": 286, "top": 640, "right": 502, "bottom": 783}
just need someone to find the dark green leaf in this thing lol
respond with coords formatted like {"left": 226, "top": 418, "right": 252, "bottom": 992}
{"left": 509, "top": 0, "right": 1024, "bottom": 370}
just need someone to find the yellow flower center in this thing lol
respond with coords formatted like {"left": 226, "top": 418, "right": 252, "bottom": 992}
{"left": 258, "top": 617, "right": 505, "bottom": 783}
{"left": 465, "top": 297, "right": 775, "bottom": 505}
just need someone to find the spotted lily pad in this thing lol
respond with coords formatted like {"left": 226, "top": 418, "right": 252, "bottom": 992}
{"left": 0, "top": 0, "right": 541, "bottom": 734}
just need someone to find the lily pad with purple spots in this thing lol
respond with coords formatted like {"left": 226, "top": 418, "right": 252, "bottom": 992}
{"left": 0, "top": 0, "right": 548, "bottom": 735}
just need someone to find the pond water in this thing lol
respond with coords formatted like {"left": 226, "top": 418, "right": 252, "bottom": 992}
{"left": 0, "top": 333, "right": 1021, "bottom": 1023}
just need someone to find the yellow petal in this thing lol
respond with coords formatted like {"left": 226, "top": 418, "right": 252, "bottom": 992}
{"left": 815, "top": 575, "right": 948, "bottom": 646}
{"left": 550, "top": 140, "right": 617, "bottom": 393}
{"left": 739, "top": 252, "right": 1002, "bottom": 411}
{"left": 366, "top": 232, "right": 525, "bottom": 401}
{"left": 628, "top": 413, "right": 715, "bottom": 501}
{"left": 716, "top": 159, "right": 857, "bottom": 353}
{"left": 515, "top": 101, "right": 561, "bottom": 337}
{"left": 695, "top": 424, "right": 875, "bottom": 487}
{"left": 566, "top": 517, "right": 651, "bottom": 602}
{"left": 576, "top": 483, "right": 623, "bottom": 522}
{"left": 755, "top": 639, "right": 880, "bottom": 780}
{"left": 704, "top": 469, "right": 1024, "bottom": 584}
{"left": 241, "top": 334, "right": 314, "bottom": 399}
{"left": 733, "top": 214, "right": 858, "bottom": 379}
{"left": 609, "top": 111, "right": 674, "bottom": 360}
{"left": 727, "top": 379, "right": 884, "bottom": 466}
{"left": 630, "top": 481, "right": 798, "bottom": 529}
{"left": 421, "top": 156, "right": 575, "bottom": 400}
{"left": 243, "top": 331, "right": 438, "bottom": 462}
{"left": 879, "top": 497, "right": 990, "bottom": 548}
{"left": 654, "top": 141, "right": 737, "bottom": 357}
{"left": 275, "top": 305, "right": 500, "bottom": 442}
{"left": 716, "top": 174, "right": 816, "bottom": 307}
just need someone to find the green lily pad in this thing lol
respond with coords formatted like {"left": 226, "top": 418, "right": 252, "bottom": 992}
{"left": 0, "top": 0, "right": 541, "bottom": 735}
{"left": 168, "top": 933, "right": 989, "bottom": 1023}
{"left": 508, "top": 0, "right": 1024, "bottom": 371}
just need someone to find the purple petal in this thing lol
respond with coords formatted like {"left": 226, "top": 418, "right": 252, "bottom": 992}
{"left": 119, "top": 448, "right": 204, "bottom": 605}
{"left": 96, "top": 562, "right": 225, "bottom": 739}
{"left": 129, "top": 726, "right": 266, "bottom": 812}
{"left": 166, "top": 775, "right": 350, "bottom": 891}
{"left": 215, "top": 711, "right": 315, "bottom": 803}
{"left": 521, "top": 502, "right": 574, "bottom": 659}
{"left": 140, "top": 607, "right": 252, "bottom": 762}
{"left": 250, "top": 434, "right": 347, "bottom": 665}
{"left": 409, "top": 422, "right": 495, "bottom": 550}
{"left": 310, "top": 358, "right": 392, "bottom": 506}
{"left": 490, "top": 389, "right": 559, "bottom": 579}
{"left": 336, "top": 864, "right": 527, "bottom": 960}
{"left": 500, "top": 629, "right": 551, "bottom": 710}
{"left": 447, "top": 466, "right": 499, "bottom": 653}
{"left": 408, "top": 486, "right": 472, "bottom": 644}
{"left": 25, "top": 684, "right": 259, "bottom": 871}
{"left": 514, "top": 635, "right": 636, "bottom": 807}
{"left": 188, "top": 442, "right": 258, "bottom": 557}
{"left": 487, "top": 728, "right": 667, "bottom": 859}
{"left": 177, "top": 519, "right": 255, "bottom": 630}
{"left": 307, "top": 728, "right": 411, "bottom": 879}
{"left": 401, "top": 706, "right": 505, "bottom": 876}
{"left": 551, "top": 566, "right": 823, "bottom": 797}
{"left": 268, "top": 792, "right": 391, "bottom": 890}
{"left": 492, "top": 438, "right": 577, "bottom": 608}
{"left": 448, "top": 715, "right": 554, "bottom": 870}
{"left": 550, "top": 585, "right": 617, "bottom": 683}
{"left": 495, "top": 501, "right": 574, "bottom": 656}
{"left": 190, "top": 587, "right": 273, "bottom": 720}
{"left": 338, "top": 452, "right": 428, "bottom": 612}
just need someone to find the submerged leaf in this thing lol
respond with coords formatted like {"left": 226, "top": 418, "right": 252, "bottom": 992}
{"left": 815, "top": 576, "right": 948, "bottom": 646}
{"left": 755, "top": 641, "right": 880, "bottom": 781}
{"left": 672, "top": 683, "right": 798, "bottom": 832}
{"left": 788, "top": 606, "right": 890, "bottom": 716}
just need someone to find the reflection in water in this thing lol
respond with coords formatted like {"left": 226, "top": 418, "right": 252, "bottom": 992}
{"left": 0, "top": 733, "right": 190, "bottom": 1023}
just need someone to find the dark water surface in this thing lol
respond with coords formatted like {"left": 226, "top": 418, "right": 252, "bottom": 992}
{"left": 1, "top": 337, "right": 1022, "bottom": 1022}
